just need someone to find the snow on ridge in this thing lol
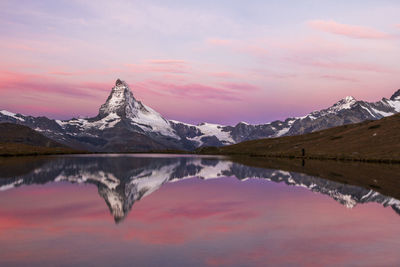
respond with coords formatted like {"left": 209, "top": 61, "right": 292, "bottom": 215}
{"left": 55, "top": 171, "right": 120, "bottom": 190}
{"left": 168, "top": 158, "right": 233, "bottom": 182}
{"left": 131, "top": 103, "right": 179, "bottom": 139}
{"left": 99, "top": 113, "right": 121, "bottom": 130}
{"left": 196, "top": 122, "right": 233, "bottom": 143}
{"left": 170, "top": 120, "right": 234, "bottom": 145}
{"left": 195, "top": 160, "right": 233, "bottom": 179}
{"left": 0, "top": 110, "right": 25, "bottom": 122}
{"left": 328, "top": 96, "right": 357, "bottom": 113}
{"left": 371, "top": 107, "right": 393, "bottom": 117}
{"left": 388, "top": 99, "right": 400, "bottom": 112}
{"left": 99, "top": 81, "right": 180, "bottom": 139}
{"left": 169, "top": 119, "right": 196, "bottom": 127}
{"left": 264, "top": 96, "right": 358, "bottom": 131}
{"left": 63, "top": 113, "right": 121, "bottom": 131}
{"left": 55, "top": 120, "right": 65, "bottom": 127}
{"left": 275, "top": 127, "right": 290, "bottom": 137}
{"left": 0, "top": 179, "right": 23, "bottom": 191}
{"left": 128, "top": 161, "right": 180, "bottom": 198}
{"left": 172, "top": 93, "right": 398, "bottom": 140}
{"left": 0, "top": 110, "right": 16, "bottom": 117}
{"left": 100, "top": 83, "right": 133, "bottom": 115}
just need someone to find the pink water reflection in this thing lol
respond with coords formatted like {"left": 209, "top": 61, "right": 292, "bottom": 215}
{"left": 0, "top": 177, "right": 399, "bottom": 266}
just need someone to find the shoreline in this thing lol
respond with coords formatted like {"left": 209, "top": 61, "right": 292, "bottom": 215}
{"left": 1, "top": 150, "right": 400, "bottom": 165}
{"left": 219, "top": 153, "right": 400, "bottom": 164}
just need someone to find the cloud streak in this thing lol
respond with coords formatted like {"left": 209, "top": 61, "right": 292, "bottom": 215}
{"left": 308, "top": 20, "right": 391, "bottom": 39}
{"left": 0, "top": 72, "right": 109, "bottom": 98}
{"left": 206, "top": 38, "right": 268, "bottom": 57}
{"left": 145, "top": 59, "right": 187, "bottom": 65}
{"left": 288, "top": 56, "right": 394, "bottom": 73}
{"left": 135, "top": 79, "right": 263, "bottom": 102}
{"left": 125, "top": 61, "right": 190, "bottom": 74}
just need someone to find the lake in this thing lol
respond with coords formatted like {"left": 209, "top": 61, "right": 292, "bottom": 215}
{"left": 0, "top": 154, "right": 399, "bottom": 266}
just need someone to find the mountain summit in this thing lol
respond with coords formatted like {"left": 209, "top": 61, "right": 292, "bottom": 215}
{"left": 98, "top": 78, "right": 137, "bottom": 118}
{"left": 97, "top": 79, "right": 178, "bottom": 139}
{"left": 0, "top": 79, "right": 399, "bottom": 152}
{"left": 391, "top": 89, "right": 400, "bottom": 101}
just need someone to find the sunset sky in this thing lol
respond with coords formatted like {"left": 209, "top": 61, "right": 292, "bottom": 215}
{"left": 1, "top": 0, "right": 399, "bottom": 125}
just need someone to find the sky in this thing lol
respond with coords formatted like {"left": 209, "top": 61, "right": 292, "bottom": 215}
{"left": 0, "top": 0, "right": 400, "bottom": 125}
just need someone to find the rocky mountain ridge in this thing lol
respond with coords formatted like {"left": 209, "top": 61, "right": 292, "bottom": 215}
{"left": 1, "top": 79, "right": 399, "bottom": 151}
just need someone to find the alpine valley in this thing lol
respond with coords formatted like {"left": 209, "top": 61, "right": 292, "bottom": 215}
{"left": 1, "top": 79, "right": 400, "bottom": 152}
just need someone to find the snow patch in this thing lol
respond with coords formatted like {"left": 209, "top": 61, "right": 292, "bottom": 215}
{"left": 0, "top": 110, "right": 25, "bottom": 121}
{"left": 329, "top": 96, "right": 357, "bottom": 113}
{"left": 275, "top": 127, "right": 290, "bottom": 137}
{"left": 0, "top": 179, "right": 23, "bottom": 191}
{"left": 130, "top": 103, "right": 179, "bottom": 138}
{"left": 187, "top": 122, "right": 234, "bottom": 145}
{"left": 388, "top": 99, "right": 400, "bottom": 112}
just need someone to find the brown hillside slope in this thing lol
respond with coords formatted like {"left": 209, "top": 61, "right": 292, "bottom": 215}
{"left": 0, "top": 123, "right": 81, "bottom": 156}
{"left": 199, "top": 113, "right": 400, "bottom": 162}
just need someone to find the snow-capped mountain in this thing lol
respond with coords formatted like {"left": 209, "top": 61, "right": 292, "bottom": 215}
{"left": 1, "top": 79, "right": 399, "bottom": 151}
{"left": 0, "top": 155, "right": 399, "bottom": 223}
{"left": 96, "top": 79, "right": 178, "bottom": 138}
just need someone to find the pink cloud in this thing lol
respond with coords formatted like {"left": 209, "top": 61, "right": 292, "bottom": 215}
{"left": 308, "top": 20, "right": 390, "bottom": 39}
{"left": 146, "top": 66, "right": 188, "bottom": 74}
{"left": 319, "top": 75, "right": 359, "bottom": 83}
{"left": 47, "top": 68, "right": 125, "bottom": 77}
{"left": 289, "top": 56, "right": 394, "bottom": 73}
{"left": 0, "top": 37, "right": 71, "bottom": 55}
{"left": 48, "top": 71, "right": 76, "bottom": 76}
{"left": 239, "top": 44, "right": 268, "bottom": 57}
{"left": 206, "top": 38, "right": 234, "bottom": 46}
{"left": 145, "top": 59, "right": 187, "bottom": 65}
{"left": 209, "top": 72, "right": 241, "bottom": 79}
{"left": 135, "top": 80, "right": 262, "bottom": 103}
{"left": 219, "top": 82, "right": 261, "bottom": 92}
{"left": 206, "top": 38, "right": 268, "bottom": 57}
{"left": 125, "top": 62, "right": 190, "bottom": 74}
{"left": 154, "top": 201, "right": 242, "bottom": 220}
{"left": 0, "top": 71, "right": 112, "bottom": 118}
{"left": 0, "top": 71, "right": 109, "bottom": 98}
{"left": 135, "top": 80, "right": 243, "bottom": 101}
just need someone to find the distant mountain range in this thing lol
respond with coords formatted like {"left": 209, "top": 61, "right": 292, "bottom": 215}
{"left": 1, "top": 79, "right": 399, "bottom": 152}
{"left": 200, "top": 112, "right": 400, "bottom": 162}
{"left": 1, "top": 156, "right": 399, "bottom": 223}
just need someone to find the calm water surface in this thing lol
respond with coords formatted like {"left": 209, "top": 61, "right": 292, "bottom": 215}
{"left": 0, "top": 154, "right": 399, "bottom": 266}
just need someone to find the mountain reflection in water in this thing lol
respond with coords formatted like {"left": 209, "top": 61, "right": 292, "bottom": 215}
{"left": 1, "top": 154, "right": 399, "bottom": 223}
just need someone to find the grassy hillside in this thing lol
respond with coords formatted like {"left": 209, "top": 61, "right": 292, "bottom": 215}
{"left": 0, "top": 123, "right": 81, "bottom": 156}
{"left": 198, "top": 113, "right": 400, "bottom": 162}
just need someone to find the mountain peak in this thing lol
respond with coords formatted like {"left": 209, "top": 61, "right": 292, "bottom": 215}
{"left": 115, "top": 78, "right": 128, "bottom": 87}
{"left": 98, "top": 79, "right": 136, "bottom": 118}
{"left": 96, "top": 80, "right": 179, "bottom": 139}
{"left": 337, "top": 96, "right": 357, "bottom": 105}
{"left": 327, "top": 96, "right": 357, "bottom": 113}
{"left": 344, "top": 96, "right": 356, "bottom": 102}
{"left": 390, "top": 89, "right": 400, "bottom": 101}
